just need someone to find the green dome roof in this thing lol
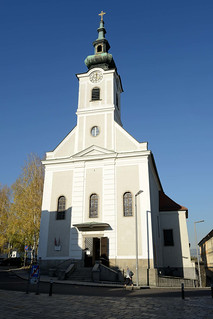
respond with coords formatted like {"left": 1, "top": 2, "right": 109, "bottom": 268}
{"left": 84, "top": 13, "right": 116, "bottom": 71}
{"left": 85, "top": 52, "right": 116, "bottom": 70}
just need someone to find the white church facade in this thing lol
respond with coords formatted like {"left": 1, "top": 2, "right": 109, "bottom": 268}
{"left": 38, "top": 13, "right": 195, "bottom": 285}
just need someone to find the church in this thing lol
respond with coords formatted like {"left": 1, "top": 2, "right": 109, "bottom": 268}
{"left": 38, "top": 12, "right": 195, "bottom": 285}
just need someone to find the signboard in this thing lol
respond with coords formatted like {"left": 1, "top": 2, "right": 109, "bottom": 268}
{"left": 11, "top": 251, "right": 20, "bottom": 258}
{"left": 30, "top": 265, "right": 40, "bottom": 285}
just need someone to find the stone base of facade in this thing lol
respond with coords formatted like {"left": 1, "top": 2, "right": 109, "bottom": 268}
{"left": 157, "top": 275, "right": 197, "bottom": 287}
{"left": 38, "top": 257, "right": 195, "bottom": 287}
{"left": 109, "top": 258, "right": 156, "bottom": 286}
{"left": 39, "top": 257, "right": 157, "bottom": 285}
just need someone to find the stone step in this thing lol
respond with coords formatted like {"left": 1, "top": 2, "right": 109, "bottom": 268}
{"left": 70, "top": 277, "right": 92, "bottom": 282}
{"left": 69, "top": 267, "right": 92, "bottom": 281}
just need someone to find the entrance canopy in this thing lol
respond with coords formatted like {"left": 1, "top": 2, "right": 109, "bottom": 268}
{"left": 73, "top": 222, "right": 110, "bottom": 231}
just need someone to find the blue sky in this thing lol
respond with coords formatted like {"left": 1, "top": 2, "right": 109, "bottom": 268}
{"left": 1, "top": 0, "right": 212, "bottom": 247}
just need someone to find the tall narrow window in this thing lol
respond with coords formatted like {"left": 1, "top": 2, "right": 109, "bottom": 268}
{"left": 163, "top": 229, "right": 174, "bottom": 246}
{"left": 92, "top": 88, "right": 100, "bottom": 101}
{"left": 123, "top": 192, "right": 133, "bottom": 216}
{"left": 89, "top": 194, "right": 98, "bottom": 218}
{"left": 57, "top": 196, "right": 66, "bottom": 220}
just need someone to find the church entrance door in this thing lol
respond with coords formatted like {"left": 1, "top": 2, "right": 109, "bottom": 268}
{"left": 84, "top": 237, "right": 109, "bottom": 267}
{"left": 92, "top": 237, "right": 100, "bottom": 265}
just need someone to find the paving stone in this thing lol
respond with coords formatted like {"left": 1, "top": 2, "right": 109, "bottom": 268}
{"left": 0, "top": 289, "right": 213, "bottom": 319}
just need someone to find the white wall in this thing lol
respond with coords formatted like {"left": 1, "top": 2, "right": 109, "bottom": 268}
{"left": 160, "top": 210, "right": 195, "bottom": 278}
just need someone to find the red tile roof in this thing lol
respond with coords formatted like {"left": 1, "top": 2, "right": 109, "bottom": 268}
{"left": 159, "top": 191, "right": 188, "bottom": 217}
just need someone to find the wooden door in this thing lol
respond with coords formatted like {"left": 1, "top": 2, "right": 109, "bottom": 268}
{"left": 100, "top": 237, "right": 109, "bottom": 266}
{"left": 92, "top": 238, "right": 100, "bottom": 265}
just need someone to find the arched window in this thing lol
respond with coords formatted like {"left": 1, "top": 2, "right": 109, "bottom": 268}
{"left": 89, "top": 194, "right": 98, "bottom": 218}
{"left": 123, "top": 192, "right": 133, "bottom": 216}
{"left": 57, "top": 196, "right": 66, "bottom": 220}
{"left": 97, "top": 45, "right": 102, "bottom": 53}
{"left": 91, "top": 87, "right": 100, "bottom": 101}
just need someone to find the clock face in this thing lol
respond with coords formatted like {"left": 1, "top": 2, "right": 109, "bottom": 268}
{"left": 89, "top": 71, "right": 103, "bottom": 83}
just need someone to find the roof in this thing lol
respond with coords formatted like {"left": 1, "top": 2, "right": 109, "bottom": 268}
{"left": 159, "top": 191, "right": 188, "bottom": 217}
{"left": 73, "top": 222, "right": 110, "bottom": 231}
{"left": 198, "top": 229, "right": 213, "bottom": 246}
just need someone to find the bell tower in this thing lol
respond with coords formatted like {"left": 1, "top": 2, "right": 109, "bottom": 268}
{"left": 75, "top": 12, "right": 123, "bottom": 153}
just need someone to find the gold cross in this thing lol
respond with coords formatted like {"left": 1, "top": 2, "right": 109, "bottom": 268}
{"left": 98, "top": 10, "right": 106, "bottom": 21}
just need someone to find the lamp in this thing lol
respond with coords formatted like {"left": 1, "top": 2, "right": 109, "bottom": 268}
{"left": 194, "top": 220, "right": 204, "bottom": 287}
{"left": 135, "top": 190, "right": 143, "bottom": 286}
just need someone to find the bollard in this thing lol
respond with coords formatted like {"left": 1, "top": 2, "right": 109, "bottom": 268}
{"left": 211, "top": 284, "right": 213, "bottom": 298}
{"left": 26, "top": 280, "right": 30, "bottom": 294}
{"left": 49, "top": 279, "right": 53, "bottom": 296}
{"left": 35, "top": 277, "right": 40, "bottom": 295}
{"left": 26, "top": 267, "right": 31, "bottom": 294}
{"left": 181, "top": 283, "right": 185, "bottom": 300}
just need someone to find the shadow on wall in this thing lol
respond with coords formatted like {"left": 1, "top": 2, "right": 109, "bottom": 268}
{"left": 39, "top": 207, "right": 83, "bottom": 273}
{"left": 159, "top": 212, "right": 184, "bottom": 277}
{"left": 39, "top": 208, "right": 111, "bottom": 273}
{"left": 46, "top": 207, "right": 74, "bottom": 258}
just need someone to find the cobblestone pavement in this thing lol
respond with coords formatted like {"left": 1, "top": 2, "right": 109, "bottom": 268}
{"left": 0, "top": 289, "right": 213, "bottom": 319}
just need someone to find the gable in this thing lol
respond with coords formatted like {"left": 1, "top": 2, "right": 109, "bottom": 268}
{"left": 73, "top": 145, "right": 116, "bottom": 159}
{"left": 198, "top": 229, "right": 213, "bottom": 246}
{"left": 46, "top": 126, "right": 77, "bottom": 159}
{"left": 115, "top": 122, "right": 148, "bottom": 152}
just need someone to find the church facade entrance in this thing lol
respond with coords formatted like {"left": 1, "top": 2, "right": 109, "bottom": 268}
{"left": 84, "top": 237, "right": 109, "bottom": 267}
{"left": 38, "top": 12, "right": 195, "bottom": 284}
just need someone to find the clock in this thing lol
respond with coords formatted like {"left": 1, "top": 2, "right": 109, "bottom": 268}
{"left": 89, "top": 71, "right": 103, "bottom": 83}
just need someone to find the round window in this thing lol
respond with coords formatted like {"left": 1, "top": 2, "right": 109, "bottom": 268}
{"left": 91, "top": 126, "right": 100, "bottom": 137}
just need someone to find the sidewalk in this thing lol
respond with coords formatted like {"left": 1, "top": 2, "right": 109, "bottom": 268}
{"left": 11, "top": 267, "right": 130, "bottom": 288}
{"left": 11, "top": 267, "right": 209, "bottom": 291}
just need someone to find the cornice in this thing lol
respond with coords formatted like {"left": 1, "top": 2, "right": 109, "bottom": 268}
{"left": 76, "top": 68, "right": 116, "bottom": 79}
{"left": 42, "top": 149, "right": 151, "bottom": 166}
{"left": 76, "top": 106, "right": 115, "bottom": 116}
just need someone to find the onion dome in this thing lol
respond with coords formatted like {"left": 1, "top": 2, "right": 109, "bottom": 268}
{"left": 85, "top": 11, "right": 116, "bottom": 71}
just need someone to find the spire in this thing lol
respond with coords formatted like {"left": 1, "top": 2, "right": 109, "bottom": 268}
{"left": 84, "top": 12, "right": 116, "bottom": 71}
{"left": 97, "top": 11, "right": 106, "bottom": 40}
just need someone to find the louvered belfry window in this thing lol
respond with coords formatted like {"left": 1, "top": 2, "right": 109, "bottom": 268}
{"left": 97, "top": 45, "right": 102, "bottom": 53}
{"left": 89, "top": 194, "right": 98, "bottom": 218}
{"left": 57, "top": 196, "right": 66, "bottom": 220}
{"left": 92, "top": 87, "right": 100, "bottom": 100}
{"left": 123, "top": 192, "right": 133, "bottom": 216}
